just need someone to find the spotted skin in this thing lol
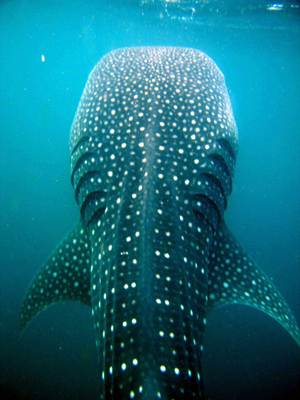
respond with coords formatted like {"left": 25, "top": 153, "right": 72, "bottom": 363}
{"left": 20, "top": 225, "right": 91, "bottom": 330}
{"left": 207, "top": 224, "right": 300, "bottom": 346}
{"left": 21, "top": 47, "right": 300, "bottom": 399}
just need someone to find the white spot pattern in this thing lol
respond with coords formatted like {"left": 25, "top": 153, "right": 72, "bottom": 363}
{"left": 20, "top": 47, "right": 300, "bottom": 400}
{"left": 70, "top": 47, "right": 237, "bottom": 399}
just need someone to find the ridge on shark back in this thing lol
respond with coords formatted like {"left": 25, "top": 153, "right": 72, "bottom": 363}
{"left": 21, "top": 47, "right": 300, "bottom": 399}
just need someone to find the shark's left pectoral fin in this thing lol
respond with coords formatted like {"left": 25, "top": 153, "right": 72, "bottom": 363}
{"left": 20, "top": 224, "right": 91, "bottom": 331}
{"left": 207, "top": 223, "right": 300, "bottom": 346}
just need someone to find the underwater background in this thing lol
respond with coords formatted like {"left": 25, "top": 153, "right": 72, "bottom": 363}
{"left": 0, "top": 1, "right": 299, "bottom": 399}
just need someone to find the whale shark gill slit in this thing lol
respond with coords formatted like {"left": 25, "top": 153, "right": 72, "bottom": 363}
{"left": 206, "top": 154, "right": 232, "bottom": 193}
{"left": 216, "top": 137, "right": 236, "bottom": 162}
{"left": 199, "top": 172, "right": 227, "bottom": 208}
{"left": 192, "top": 194, "right": 220, "bottom": 230}
{"left": 75, "top": 171, "right": 102, "bottom": 203}
{"left": 214, "top": 139, "right": 236, "bottom": 176}
{"left": 71, "top": 150, "right": 96, "bottom": 185}
{"left": 71, "top": 135, "right": 92, "bottom": 155}
{"left": 80, "top": 190, "right": 107, "bottom": 226}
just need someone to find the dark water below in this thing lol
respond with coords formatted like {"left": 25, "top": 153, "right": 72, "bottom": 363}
{"left": 0, "top": 1, "right": 299, "bottom": 399}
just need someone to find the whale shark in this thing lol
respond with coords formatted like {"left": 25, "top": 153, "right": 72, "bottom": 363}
{"left": 21, "top": 47, "right": 300, "bottom": 400}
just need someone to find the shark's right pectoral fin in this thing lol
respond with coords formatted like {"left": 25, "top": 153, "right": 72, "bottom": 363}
{"left": 207, "top": 223, "right": 300, "bottom": 347}
{"left": 20, "top": 224, "right": 91, "bottom": 331}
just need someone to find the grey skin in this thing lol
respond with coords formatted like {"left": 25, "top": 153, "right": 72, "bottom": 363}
{"left": 21, "top": 47, "right": 300, "bottom": 400}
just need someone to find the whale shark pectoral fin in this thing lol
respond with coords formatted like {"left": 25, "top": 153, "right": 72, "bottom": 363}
{"left": 207, "top": 223, "right": 300, "bottom": 347}
{"left": 20, "top": 224, "right": 91, "bottom": 331}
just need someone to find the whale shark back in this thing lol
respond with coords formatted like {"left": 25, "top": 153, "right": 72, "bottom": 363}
{"left": 20, "top": 47, "right": 300, "bottom": 400}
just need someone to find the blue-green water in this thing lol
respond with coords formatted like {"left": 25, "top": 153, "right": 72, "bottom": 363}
{"left": 0, "top": 1, "right": 300, "bottom": 399}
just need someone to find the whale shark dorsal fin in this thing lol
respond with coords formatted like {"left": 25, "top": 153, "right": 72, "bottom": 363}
{"left": 20, "top": 224, "right": 91, "bottom": 331}
{"left": 207, "top": 223, "right": 300, "bottom": 347}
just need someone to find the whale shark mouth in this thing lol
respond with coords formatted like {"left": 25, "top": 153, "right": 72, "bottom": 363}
{"left": 20, "top": 47, "right": 300, "bottom": 400}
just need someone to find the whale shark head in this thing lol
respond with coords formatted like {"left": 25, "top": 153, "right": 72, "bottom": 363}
{"left": 21, "top": 47, "right": 300, "bottom": 400}
{"left": 70, "top": 47, "right": 237, "bottom": 229}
